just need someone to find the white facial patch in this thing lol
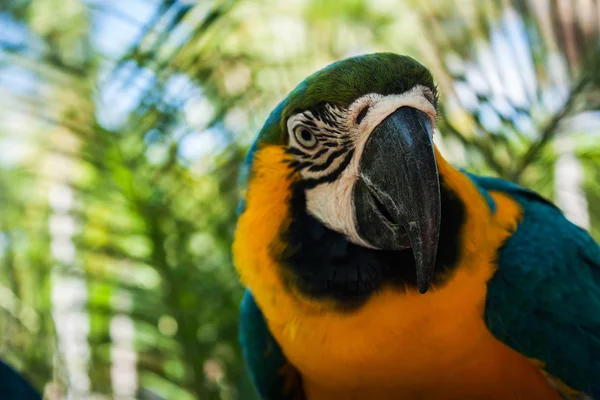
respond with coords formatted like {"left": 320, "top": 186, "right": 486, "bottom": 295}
{"left": 287, "top": 85, "right": 437, "bottom": 247}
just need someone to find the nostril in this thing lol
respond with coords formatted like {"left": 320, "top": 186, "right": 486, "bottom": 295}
{"left": 355, "top": 105, "right": 370, "bottom": 125}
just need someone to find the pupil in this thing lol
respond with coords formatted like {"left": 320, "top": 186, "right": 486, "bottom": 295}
{"left": 301, "top": 129, "right": 312, "bottom": 141}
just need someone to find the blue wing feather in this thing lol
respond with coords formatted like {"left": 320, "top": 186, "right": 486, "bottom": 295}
{"left": 239, "top": 290, "right": 303, "bottom": 400}
{"left": 468, "top": 174, "right": 600, "bottom": 395}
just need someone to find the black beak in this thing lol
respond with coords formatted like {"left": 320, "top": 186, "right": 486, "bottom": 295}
{"left": 353, "top": 107, "right": 441, "bottom": 294}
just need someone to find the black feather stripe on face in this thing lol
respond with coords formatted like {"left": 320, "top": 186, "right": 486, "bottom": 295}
{"left": 300, "top": 149, "right": 354, "bottom": 189}
{"left": 311, "top": 148, "right": 329, "bottom": 159}
{"left": 307, "top": 147, "right": 348, "bottom": 173}
{"left": 286, "top": 147, "right": 306, "bottom": 156}
{"left": 318, "top": 131, "right": 342, "bottom": 139}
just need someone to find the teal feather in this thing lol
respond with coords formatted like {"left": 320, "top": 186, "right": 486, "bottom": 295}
{"left": 239, "top": 291, "right": 302, "bottom": 400}
{"left": 468, "top": 174, "right": 600, "bottom": 396}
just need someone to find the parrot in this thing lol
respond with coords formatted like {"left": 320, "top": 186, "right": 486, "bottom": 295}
{"left": 232, "top": 53, "right": 600, "bottom": 400}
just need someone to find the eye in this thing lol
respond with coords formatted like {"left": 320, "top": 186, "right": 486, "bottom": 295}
{"left": 355, "top": 105, "right": 370, "bottom": 125}
{"left": 423, "top": 89, "right": 435, "bottom": 104}
{"left": 294, "top": 126, "right": 318, "bottom": 149}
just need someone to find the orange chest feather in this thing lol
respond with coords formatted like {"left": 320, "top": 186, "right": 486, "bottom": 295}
{"left": 233, "top": 146, "right": 558, "bottom": 399}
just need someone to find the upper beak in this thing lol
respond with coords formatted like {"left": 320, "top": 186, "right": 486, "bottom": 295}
{"left": 353, "top": 106, "right": 441, "bottom": 294}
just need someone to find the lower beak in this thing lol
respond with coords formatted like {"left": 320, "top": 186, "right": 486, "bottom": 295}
{"left": 353, "top": 107, "right": 441, "bottom": 294}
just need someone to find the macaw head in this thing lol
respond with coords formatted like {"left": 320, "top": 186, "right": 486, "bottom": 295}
{"left": 235, "top": 53, "right": 460, "bottom": 306}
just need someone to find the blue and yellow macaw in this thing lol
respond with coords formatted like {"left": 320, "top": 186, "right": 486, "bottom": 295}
{"left": 233, "top": 53, "right": 600, "bottom": 400}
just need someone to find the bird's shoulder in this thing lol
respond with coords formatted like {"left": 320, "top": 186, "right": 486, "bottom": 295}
{"left": 467, "top": 173, "right": 600, "bottom": 395}
{"left": 239, "top": 290, "right": 305, "bottom": 400}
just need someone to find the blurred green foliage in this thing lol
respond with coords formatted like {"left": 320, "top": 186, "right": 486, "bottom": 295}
{"left": 0, "top": 0, "right": 598, "bottom": 399}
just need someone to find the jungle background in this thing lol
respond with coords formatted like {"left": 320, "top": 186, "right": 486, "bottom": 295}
{"left": 0, "top": 0, "right": 598, "bottom": 399}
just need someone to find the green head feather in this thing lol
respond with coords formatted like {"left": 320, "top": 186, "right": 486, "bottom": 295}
{"left": 258, "top": 52, "right": 436, "bottom": 146}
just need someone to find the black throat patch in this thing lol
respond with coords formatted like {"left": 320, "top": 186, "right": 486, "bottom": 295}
{"left": 274, "top": 177, "right": 466, "bottom": 310}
